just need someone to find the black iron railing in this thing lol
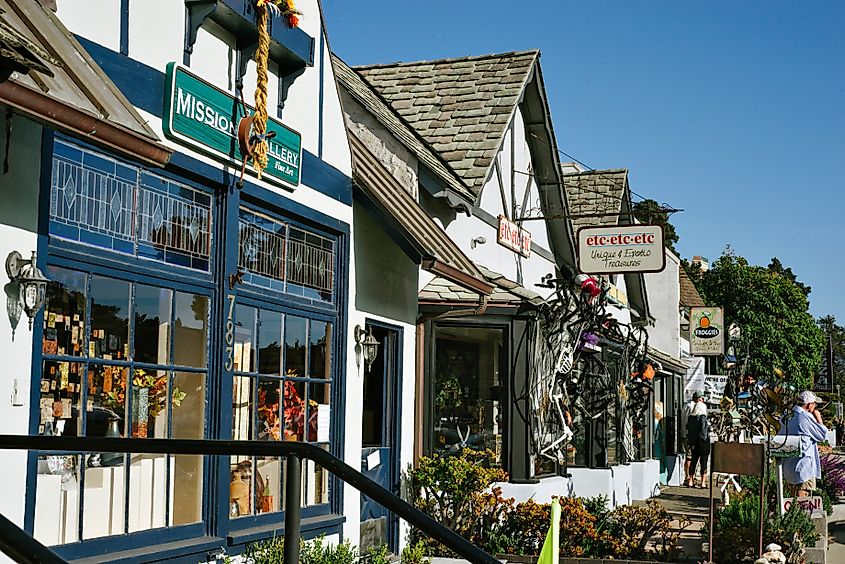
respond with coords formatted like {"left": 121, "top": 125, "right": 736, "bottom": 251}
{"left": 0, "top": 435, "right": 498, "bottom": 564}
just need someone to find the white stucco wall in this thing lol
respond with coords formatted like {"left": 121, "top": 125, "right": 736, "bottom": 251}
{"left": 645, "top": 250, "right": 681, "bottom": 357}
{"left": 0, "top": 116, "right": 42, "bottom": 557}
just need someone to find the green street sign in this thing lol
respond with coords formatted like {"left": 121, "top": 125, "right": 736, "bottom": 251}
{"left": 163, "top": 62, "right": 301, "bottom": 189}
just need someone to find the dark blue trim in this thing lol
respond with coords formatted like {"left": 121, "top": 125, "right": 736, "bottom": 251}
{"left": 240, "top": 180, "right": 350, "bottom": 235}
{"left": 317, "top": 26, "right": 325, "bottom": 159}
{"left": 75, "top": 37, "right": 352, "bottom": 205}
{"left": 119, "top": 0, "right": 130, "bottom": 55}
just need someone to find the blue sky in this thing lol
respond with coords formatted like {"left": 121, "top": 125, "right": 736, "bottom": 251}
{"left": 323, "top": 1, "right": 845, "bottom": 321}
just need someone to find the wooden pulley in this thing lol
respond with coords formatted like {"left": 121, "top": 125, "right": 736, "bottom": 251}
{"left": 237, "top": 115, "right": 256, "bottom": 159}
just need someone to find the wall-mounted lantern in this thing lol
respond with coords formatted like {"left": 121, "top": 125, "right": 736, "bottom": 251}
{"left": 6, "top": 251, "right": 48, "bottom": 330}
{"left": 354, "top": 325, "right": 380, "bottom": 372}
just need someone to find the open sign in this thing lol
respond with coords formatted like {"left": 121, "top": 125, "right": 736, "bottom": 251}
{"left": 782, "top": 496, "right": 824, "bottom": 518}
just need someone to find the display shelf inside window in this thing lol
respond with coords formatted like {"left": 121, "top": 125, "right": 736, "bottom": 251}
{"left": 238, "top": 207, "right": 336, "bottom": 305}
{"left": 49, "top": 139, "right": 213, "bottom": 273}
{"left": 229, "top": 305, "right": 333, "bottom": 519}
{"left": 34, "top": 267, "right": 209, "bottom": 544}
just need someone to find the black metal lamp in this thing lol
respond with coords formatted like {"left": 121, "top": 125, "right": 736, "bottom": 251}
{"left": 354, "top": 325, "right": 380, "bottom": 371}
{"left": 6, "top": 251, "right": 49, "bottom": 330}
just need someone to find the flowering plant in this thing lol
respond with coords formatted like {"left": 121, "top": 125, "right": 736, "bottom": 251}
{"left": 257, "top": 386, "right": 281, "bottom": 440}
{"left": 257, "top": 0, "right": 301, "bottom": 28}
{"left": 283, "top": 370, "right": 305, "bottom": 439}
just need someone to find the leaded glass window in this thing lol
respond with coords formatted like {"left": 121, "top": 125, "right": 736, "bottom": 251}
{"left": 238, "top": 207, "right": 335, "bottom": 304}
{"left": 50, "top": 140, "right": 213, "bottom": 271}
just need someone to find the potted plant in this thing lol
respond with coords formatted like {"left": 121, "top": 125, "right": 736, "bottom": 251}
{"left": 105, "top": 369, "right": 186, "bottom": 438}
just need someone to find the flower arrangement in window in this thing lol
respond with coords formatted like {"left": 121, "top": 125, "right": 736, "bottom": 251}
{"left": 257, "top": 385, "right": 281, "bottom": 441}
{"left": 257, "top": 371, "right": 306, "bottom": 441}
{"left": 103, "top": 369, "right": 186, "bottom": 438}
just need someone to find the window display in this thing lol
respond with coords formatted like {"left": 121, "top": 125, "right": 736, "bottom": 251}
{"left": 433, "top": 326, "right": 505, "bottom": 466}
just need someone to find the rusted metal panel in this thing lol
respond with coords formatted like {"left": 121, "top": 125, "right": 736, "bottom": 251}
{"left": 712, "top": 441, "right": 765, "bottom": 476}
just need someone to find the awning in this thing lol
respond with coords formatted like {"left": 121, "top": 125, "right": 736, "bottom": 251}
{"left": 349, "top": 131, "right": 493, "bottom": 296}
{"left": 0, "top": 0, "right": 171, "bottom": 166}
{"left": 647, "top": 346, "right": 688, "bottom": 374}
{"left": 419, "top": 265, "right": 544, "bottom": 307}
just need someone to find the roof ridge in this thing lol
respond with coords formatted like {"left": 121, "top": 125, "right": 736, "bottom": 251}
{"left": 331, "top": 53, "right": 475, "bottom": 200}
{"left": 352, "top": 49, "right": 539, "bottom": 70}
{"left": 563, "top": 168, "right": 628, "bottom": 176}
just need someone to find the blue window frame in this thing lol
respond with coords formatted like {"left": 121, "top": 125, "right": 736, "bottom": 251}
{"left": 27, "top": 133, "right": 348, "bottom": 559}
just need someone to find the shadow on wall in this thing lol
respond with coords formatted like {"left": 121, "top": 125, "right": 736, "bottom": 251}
{"left": 0, "top": 114, "right": 42, "bottom": 233}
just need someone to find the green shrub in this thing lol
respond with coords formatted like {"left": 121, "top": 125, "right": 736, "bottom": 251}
{"left": 240, "top": 535, "right": 358, "bottom": 564}
{"left": 707, "top": 491, "right": 820, "bottom": 563}
{"left": 400, "top": 541, "right": 430, "bottom": 564}
{"left": 365, "top": 543, "right": 390, "bottom": 564}
{"left": 409, "top": 449, "right": 511, "bottom": 555}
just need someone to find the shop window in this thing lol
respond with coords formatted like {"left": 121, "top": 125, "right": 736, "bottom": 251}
{"left": 239, "top": 208, "right": 335, "bottom": 304}
{"left": 433, "top": 326, "right": 505, "bottom": 466}
{"left": 34, "top": 267, "right": 209, "bottom": 545}
{"left": 50, "top": 139, "right": 213, "bottom": 272}
{"left": 229, "top": 306, "right": 332, "bottom": 518}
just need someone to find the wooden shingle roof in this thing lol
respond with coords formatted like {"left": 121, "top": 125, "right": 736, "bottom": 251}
{"left": 354, "top": 50, "right": 539, "bottom": 195}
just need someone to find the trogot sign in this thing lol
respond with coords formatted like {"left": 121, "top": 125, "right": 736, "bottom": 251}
{"left": 690, "top": 307, "right": 724, "bottom": 356}
{"left": 577, "top": 225, "right": 665, "bottom": 274}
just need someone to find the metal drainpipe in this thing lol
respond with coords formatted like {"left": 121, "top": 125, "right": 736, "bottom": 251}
{"left": 430, "top": 293, "right": 489, "bottom": 319}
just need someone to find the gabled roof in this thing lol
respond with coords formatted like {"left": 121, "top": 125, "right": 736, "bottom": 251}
{"left": 332, "top": 54, "right": 475, "bottom": 204}
{"left": 679, "top": 266, "right": 705, "bottom": 307}
{"left": 0, "top": 6, "right": 55, "bottom": 78}
{"left": 563, "top": 167, "right": 652, "bottom": 322}
{"left": 562, "top": 169, "right": 628, "bottom": 233}
{"left": 349, "top": 131, "right": 493, "bottom": 296}
{"left": 353, "top": 50, "right": 539, "bottom": 196}
{"left": 0, "top": 0, "right": 170, "bottom": 166}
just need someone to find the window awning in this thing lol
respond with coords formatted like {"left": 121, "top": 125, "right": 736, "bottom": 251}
{"left": 349, "top": 132, "right": 493, "bottom": 297}
{"left": 0, "top": 0, "right": 171, "bottom": 166}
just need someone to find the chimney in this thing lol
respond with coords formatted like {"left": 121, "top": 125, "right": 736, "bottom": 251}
{"left": 692, "top": 256, "right": 710, "bottom": 272}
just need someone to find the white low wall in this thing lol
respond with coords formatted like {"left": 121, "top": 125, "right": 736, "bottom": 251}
{"left": 611, "top": 464, "right": 632, "bottom": 507}
{"left": 665, "top": 454, "right": 686, "bottom": 486}
{"left": 496, "top": 477, "right": 571, "bottom": 504}
{"left": 630, "top": 460, "right": 661, "bottom": 500}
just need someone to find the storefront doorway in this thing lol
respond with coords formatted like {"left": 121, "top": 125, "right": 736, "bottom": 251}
{"left": 360, "top": 322, "right": 401, "bottom": 553}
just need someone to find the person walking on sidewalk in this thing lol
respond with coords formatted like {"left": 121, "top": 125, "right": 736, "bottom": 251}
{"left": 682, "top": 394, "right": 696, "bottom": 486}
{"left": 780, "top": 390, "right": 829, "bottom": 497}
{"left": 686, "top": 391, "right": 710, "bottom": 487}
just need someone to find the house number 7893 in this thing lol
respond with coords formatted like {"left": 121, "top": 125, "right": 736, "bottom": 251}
{"left": 225, "top": 294, "right": 235, "bottom": 371}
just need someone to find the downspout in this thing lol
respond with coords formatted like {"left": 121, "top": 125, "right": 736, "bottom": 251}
{"left": 434, "top": 293, "right": 489, "bottom": 318}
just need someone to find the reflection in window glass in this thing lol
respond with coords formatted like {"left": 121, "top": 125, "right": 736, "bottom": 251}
{"left": 309, "top": 321, "right": 330, "bottom": 379}
{"left": 170, "top": 455, "right": 203, "bottom": 526}
{"left": 134, "top": 285, "right": 172, "bottom": 365}
{"left": 305, "top": 447, "right": 330, "bottom": 506}
{"left": 257, "top": 379, "right": 281, "bottom": 441}
{"left": 258, "top": 310, "right": 282, "bottom": 375}
{"left": 285, "top": 316, "right": 307, "bottom": 378}
{"left": 433, "top": 326, "right": 505, "bottom": 466}
{"left": 232, "top": 376, "right": 253, "bottom": 441}
{"left": 284, "top": 380, "right": 305, "bottom": 441}
{"left": 34, "top": 454, "right": 81, "bottom": 545}
{"left": 90, "top": 276, "right": 130, "bottom": 360}
{"left": 42, "top": 267, "right": 86, "bottom": 357}
{"left": 235, "top": 305, "right": 256, "bottom": 373}
{"left": 171, "top": 372, "right": 205, "bottom": 440}
{"left": 307, "top": 383, "right": 331, "bottom": 442}
{"left": 173, "top": 292, "right": 208, "bottom": 367}
{"left": 129, "top": 452, "right": 167, "bottom": 532}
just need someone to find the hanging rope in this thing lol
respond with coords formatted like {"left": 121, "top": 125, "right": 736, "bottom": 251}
{"left": 252, "top": 2, "right": 271, "bottom": 178}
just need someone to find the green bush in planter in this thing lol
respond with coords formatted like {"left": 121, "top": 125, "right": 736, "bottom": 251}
{"left": 238, "top": 535, "right": 358, "bottom": 564}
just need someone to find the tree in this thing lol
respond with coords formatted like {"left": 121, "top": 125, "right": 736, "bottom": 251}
{"left": 817, "top": 315, "right": 845, "bottom": 394}
{"left": 632, "top": 199, "right": 679, "bottom": 254}
{"left": 697, "top": 252, "right": 825, "bottom": 389}
{"left": 768, "top": 257, "right": 811, "bottom": 296}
